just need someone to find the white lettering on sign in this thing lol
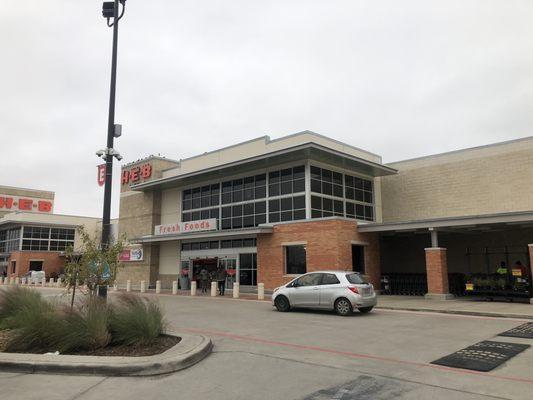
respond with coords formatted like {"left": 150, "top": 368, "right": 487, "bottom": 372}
{"left": 154, "top": 218, "right": 217, "bottom": 235}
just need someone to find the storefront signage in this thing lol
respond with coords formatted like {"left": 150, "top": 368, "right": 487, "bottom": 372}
{"left": 0, "top": 195, "right": 53, "bottom": 214}
{"left": 119, "top": 247, "right": 144, "bottom": 262}
{"left": 121, "top": 163, "right": 152, "bottom": 185}
{"left": 155, "top": 219, "right": 217, "bottom": 235}
{"left": 97, "top": 164, "right": 106, "bottom": 187}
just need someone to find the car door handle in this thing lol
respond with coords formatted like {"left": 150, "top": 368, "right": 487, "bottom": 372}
{"left": 312, "top": 287, "right": 319, "bottom": 290}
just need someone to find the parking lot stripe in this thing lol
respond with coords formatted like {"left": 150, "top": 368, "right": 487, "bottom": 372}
{"left": 180, "top": 327, "right": 533, "bottom": 385}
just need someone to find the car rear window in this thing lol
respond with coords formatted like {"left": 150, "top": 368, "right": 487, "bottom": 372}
{"left": 346, "top": 273, "right": 368, "bottom": 284}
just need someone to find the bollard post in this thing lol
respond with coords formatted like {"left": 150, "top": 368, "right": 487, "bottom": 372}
{"left": 211, "top": 281, "right": 217, "bottom": 297}
{"left": 56, "top": 277, "right": 62, "bottom": 287}
{"left": 140, "top": 280, "right": 146, "bottom": 293}
{"left": 15, "top": 277, "right": 20, "bottom": 286}
{"left": 113, "top": 282, "right": 118, "bottom": 291}
{"left": 191, "top": 281, "right": 197, "bottom": 296}
{"left": 21, "top": 278, "right": 26, "bottom": 286}
{"left": 49, "top": 278, "right": 54, "bottom": 286}
{"left": 172, "top": 281, "right": 178, "bottom": 295}
{"left": 156, "top": 280, "right": 161, "bottom": 294}
{"left": 10, "top": 277, "right": 15, "bottom": 285}
{"left": 126, "top": 280, "right": 131, "bottom": 292}
{"left": 233, "top": 282, "right": 240, "bottom": 298}
{"left": 258, "top": 283, "right": 265, "bottom": 300}
{"left": 42, "top": 277, "right": 46, "bottom": 287}
{"left": 0, "top": 277, "right": 3, "bottom": 285}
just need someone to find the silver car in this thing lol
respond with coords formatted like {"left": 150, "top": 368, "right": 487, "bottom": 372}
{"left": 272, "top": 271, "right": 377, "bottom": 316}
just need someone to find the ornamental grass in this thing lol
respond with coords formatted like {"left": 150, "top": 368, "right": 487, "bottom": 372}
{"left": 0, "top": 287, "right": 165, "bottom": 353}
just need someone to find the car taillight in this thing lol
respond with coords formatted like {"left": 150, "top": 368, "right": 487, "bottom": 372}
{"left": 348, "top": 286, "right": 359, "bottom": 294}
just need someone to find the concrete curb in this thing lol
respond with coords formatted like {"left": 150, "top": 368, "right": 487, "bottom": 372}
{"left": 0, "top": 331, "right": 212, "bottom": 376}
{"left": 375, "top": 306, "right": 533, "bottom": 320}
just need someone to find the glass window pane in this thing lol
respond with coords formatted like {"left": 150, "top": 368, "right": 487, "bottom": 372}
{"left": 255, "top": 201, "right": 266, "bottom": 214}
{"left": 269, "top": 171, "right": 280, "bottom": 183}
{"left": 322, "top": 169, "right": 332, "bottom": 182}
{"left": 232, "top": 217, "right": 242, "bottom": 229}
{"left": 244, "top": 188, "right": 254, "bottom": 201}
{"left": 269, "top": 183, "right": 280, "bottom": 197}
{"left": 243, "top": 203, "right": 254, "bottom": 215}
{"left": 333, "top": 185, "right": 343, "bottom": 198}
{"left": 322, "top": 183, "right": 332, "bottom": 196}
{"left": 293, "top": 209, "right": 306, "bottom": 220}
{"left": 243, "top": 216, "right": 254, "bottom": 227}
{"left": 323, "top": 198, "right": 333, "bottom": 211}
{"left": 280, "top": 181, "right": 292, "bottom": 195}
{"left": 281, "top": 168, "right": 292, "bottom": 182}
{"left": 311, "top": 179, "right": 321, "bottom": 193}
{"left": 269, "top": 199, "right": 280, "bottom": 212}
{"left": 232, "top": 190, "right": 243, "bottom": 203}
{"left": 281, "top": 197, "right": 292, "bottom": 211}
{"left": 233, "top": 179, "right": 243, "bottom": 190}
{"left": 334, "top": 200, "right": 344, "bottom": 214}
{"left": 269, "top": 212, "right": 280, "bottom": 223}
{"left": 311, "top": 195, "right": 321, "bottom": 210}
{"left": 255, "top": 186, "right": 266, "bottom": 199}
{"left": 293, "top": 179, "right": 305, "bottom": 193}
{"left": 281, "top": 211, "right": 293, "bottom": 221}
{"left": 210, "top": 195, "right": 219, "bottom": 206}
{"left": 255, "top": 214, "right": 266, "bottom": 225}
{"left": 286, "top": 245, "right": 306, "bottom": 275}
{"left": 232, "top": 205, "right": 243, "bottom": 217}
{"left": 293, "top": 165, "right": 305, "bottom": 179}
{"left": 255, "top": 174, "right": 266, "bottom": 186}
{"left": 332, "top": 172, "right": 343, "bottom": 185}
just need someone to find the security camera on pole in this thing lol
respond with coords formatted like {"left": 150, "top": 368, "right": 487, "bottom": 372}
{"left": 96, "top": 0, "right": 128, "bottom": 298}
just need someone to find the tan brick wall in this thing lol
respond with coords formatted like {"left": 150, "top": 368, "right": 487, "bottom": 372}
{"left": 381, "top": 137, "right": 533, "bottom": 222}
{"left": 158, "top": 274, "right": 177, "bottom": 289}
{"left": 425, "top": 248, "right": 449, "bottom": 294}
{"left": 117, "top": 157, "right": 180, "bottom": 286}
{"left": 257, "top": 219, "right": 380, "bottom": 290}
{"left": 8, "top": 251, "right": 64, "bottom": 278}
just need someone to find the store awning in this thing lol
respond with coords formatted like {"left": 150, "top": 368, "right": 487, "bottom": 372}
{"left": 358, "top": 211, "right": 533, "bottom": 234}
{"left": 132, "top": 226, "right": 274, "bottom": 244}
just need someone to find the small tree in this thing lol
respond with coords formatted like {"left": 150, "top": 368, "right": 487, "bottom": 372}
{"left": 64, "top": 227, "right": 126, "bottom": 302}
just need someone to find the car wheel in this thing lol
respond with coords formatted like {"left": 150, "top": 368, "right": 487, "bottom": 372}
{"left": 358, "top": 306, "right": 373, "bottom": 314}
{"left": 334, "top": 298, "right": 353, "bottom": 316}
{"left": 274, "top": 295, "right": 290, "bottom": 312}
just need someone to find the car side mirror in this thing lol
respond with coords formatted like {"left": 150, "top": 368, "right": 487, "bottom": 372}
{"left": 291, "top": 282, "right": 300, "bottom": 288}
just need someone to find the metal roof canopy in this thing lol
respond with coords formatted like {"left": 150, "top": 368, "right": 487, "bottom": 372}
{"left": 358, "top": 211, "right": 533, "bottom": 234}
{"left": 132, "top": 226, "right": 274, "bottom": 244}
{"left": 130, "top": 143, "right": 397, "bottom": 191}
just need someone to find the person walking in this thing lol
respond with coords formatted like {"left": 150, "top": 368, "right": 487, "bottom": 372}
{"left": 199, "top": 267, "right": 209, "bottom": 294}
{"left": 216, "top": 266, "right": 228, "bottom": 296}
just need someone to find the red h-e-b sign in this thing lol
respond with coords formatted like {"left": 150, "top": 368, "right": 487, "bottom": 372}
{"left": 121, "top": 164, "right": 152, "bottom": 185}
{"left": 97, "top": 164, "right": 106, "bottom": 186}
{"left": 0, "top": 196, "right": 53, "bottom": 213}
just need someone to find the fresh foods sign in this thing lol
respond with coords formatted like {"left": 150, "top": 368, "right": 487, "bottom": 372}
{"left": 154, "top": 219, "right": 217, "bottom": 235}
{"left": 0, "top": 195, "right": 53, "bottom": 214}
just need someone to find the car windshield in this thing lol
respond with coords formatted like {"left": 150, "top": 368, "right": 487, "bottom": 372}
{"left": 345, "top": 273, "right": 368, "bottom": 284}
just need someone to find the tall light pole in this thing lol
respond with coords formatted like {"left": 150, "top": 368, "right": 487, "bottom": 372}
{"left": 96, "top": 0, "right": 127, "bottom": 297}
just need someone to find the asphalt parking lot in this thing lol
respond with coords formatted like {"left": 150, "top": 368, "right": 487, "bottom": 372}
{"left": 2, "top": 289, "right": 533, "bottom": 400}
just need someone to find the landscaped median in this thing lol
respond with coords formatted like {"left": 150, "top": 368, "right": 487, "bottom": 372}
{"left": 0, "top": 287, "right": 212, "bottom": 376}
{"left": 0, "top": 330, "right": 212, "bottom": 376}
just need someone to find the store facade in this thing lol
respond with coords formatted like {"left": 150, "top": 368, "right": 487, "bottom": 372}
{"left": 117, "top": 131, "right": 533, "bottom": 299}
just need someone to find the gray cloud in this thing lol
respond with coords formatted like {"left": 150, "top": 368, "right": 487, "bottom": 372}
{"left": 1, "top": 0, "right": 533, "bottom": 216}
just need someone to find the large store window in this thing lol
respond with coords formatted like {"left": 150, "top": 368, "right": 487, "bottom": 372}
{"left": 285, "top": 245, "right": 306, "bottom": 275}
{"left": 0, "top": 228, "right": 21, "bottom": 253}
{"left": 21, "top": 227, "right": 75, "bottom": 252}
{"left": 181, "top": 165, "right": 306, "bottom": 230}
{"left": 239, "top": 253, "right": 257, "bottom": 286}
{"left": 310, "top": 165, "right": 374, "bottom": 222}
{"left": 268, "top": 195, "right": 305, "bottom": 223}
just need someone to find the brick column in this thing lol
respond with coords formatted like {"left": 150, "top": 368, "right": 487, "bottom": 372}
{"left": 424, "top": 247, "right": 454, "bottom": 300}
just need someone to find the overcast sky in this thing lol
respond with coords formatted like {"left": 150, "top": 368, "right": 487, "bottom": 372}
{"left": 1, "top": 1, "right": 533, "bottom": 218}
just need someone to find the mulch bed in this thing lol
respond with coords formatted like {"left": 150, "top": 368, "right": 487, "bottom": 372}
{"left": 0, "top": 331, "right": 180, "bottom": 357}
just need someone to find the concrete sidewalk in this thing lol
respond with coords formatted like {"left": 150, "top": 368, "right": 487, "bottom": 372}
{"left": 376, "top": 295, "right": 533, "bottom": 319}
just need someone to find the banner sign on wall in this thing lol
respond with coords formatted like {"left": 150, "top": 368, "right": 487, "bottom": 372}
{"left": 119, "top": 247, "right": 144, "bottom": 262}
{"left": 154, "top": 219, "right": 217, "bottom": 236}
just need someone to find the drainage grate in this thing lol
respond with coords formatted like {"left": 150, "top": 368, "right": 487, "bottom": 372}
{"left": 431, "top": 341, "right": 530, "bottom": 372}
{"left": 499, "top": 323, "right": 533, "bottom": 339}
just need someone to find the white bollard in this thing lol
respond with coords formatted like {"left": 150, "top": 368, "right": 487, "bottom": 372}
{"left": 140, "top": 280, "right": 146, "bottom": 293}
{"left": 113, "top": 282, "right": 118, "bottom": 291}
{"left": 172, "top": 281, "right": 178, "bottom": 295}
{"left": 211, "top": 281, "right": 217, "bottom": 297}
{"left": 15, "top": 277, "right": 20, "bottom": 285}
{"left": 258, "top": 283, "right": 265, "bottom": 300}
{"left": 233, "top": 282, "right": 240, "bottom": 299}
{"left": 156, "top": 280, "right": 161, "bottom": 294}
{"left": 126, "top": 280, "right": 131, "bottom": 292}
{"left": 191, "top": 281, "right": 197, "bottom": 296}
{"left": 42, "top": 277, "right": 46, "bottom": 287}
{"left": 49, "top": 278, "right": 54, "bottom": 286}
{"left": 0, "top": 277, "right": 3, "bottom": 285}
{"left": 56, "top": 277, "right": 62, "bottom": 287}
{"left": 21, "top": 277, "right": 27, "bottom": 285}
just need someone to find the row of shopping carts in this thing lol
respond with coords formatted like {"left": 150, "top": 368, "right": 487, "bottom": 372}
{"left": 380, "top": 273, "right": 467, "bottom": 296}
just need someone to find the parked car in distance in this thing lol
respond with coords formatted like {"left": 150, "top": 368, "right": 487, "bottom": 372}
{"left": 272, "top": 271, "right": 377, "bottom": 316}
